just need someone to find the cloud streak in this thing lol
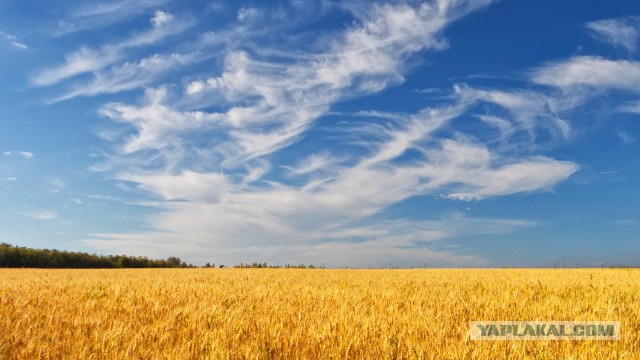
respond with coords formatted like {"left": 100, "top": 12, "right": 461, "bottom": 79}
{"left": 3, "top": 151, "right": 35, "bottom": 159}
{"left": 586, "top": 16, "right": 640, "bottom": 52}
{"left": 55, "top": 0, "right": 171, "bottom": 35}
{"left": 20, "top": 210, "right": 59, "bottom": 220}
{"left": 0, "top": 31, "right": 28, "bottom": 50}
{"left": 532, "top": 56, "right": 640, "bottom": 90}
{"left": 32, "top": 11, "right": 192, "bottom": 88}
{"left": 50, "top": 52, "right": 201, "bottom": 103}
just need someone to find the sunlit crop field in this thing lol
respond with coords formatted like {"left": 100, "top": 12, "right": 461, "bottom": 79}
{"left": 0, "top": 269, "right": 638, "bottom": 359}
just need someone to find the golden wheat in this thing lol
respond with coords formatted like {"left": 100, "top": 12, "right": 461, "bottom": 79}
{"left": 0, "top": 268, "right": 638, "bottom": 359}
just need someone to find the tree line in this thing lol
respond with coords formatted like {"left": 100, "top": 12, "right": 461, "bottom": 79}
{"left": 0, "top": 243, "right": 325, "bottom": 269}
{"left": 0, "top": 243, "right": 193, "bottom": 268}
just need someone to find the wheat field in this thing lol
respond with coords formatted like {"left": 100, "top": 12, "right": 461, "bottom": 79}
{"left": 0, "top": 268, "right": 638, "bottom": 359}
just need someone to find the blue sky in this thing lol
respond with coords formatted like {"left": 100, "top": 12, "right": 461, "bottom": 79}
{"left": 1, "top": 0, "right": 639, "bottom": 267}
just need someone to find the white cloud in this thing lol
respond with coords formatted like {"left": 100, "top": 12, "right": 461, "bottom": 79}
{"left": 241, "top": 160, "right": 270, "bottom": 185}
{"left": 441, "top": 153, "right": 579, "bottom": 201}
{"left": 10, "top": 41, "right": 28, "bottom": 50}
{"left": 120, "top": 170, "right": 228, "bottom": 202}
{"left": 50, "top": 52, "right": 201, "bottom": 103}
{"left": 57, "top": 0, "right": 171, "bottom": 35}
{"left": 316, "top": 120, "right": 576, "bottom": 205}
{"left": 32, "top": 11, "right": 192, "bottom": 87}
{"left": 46, "top": 177, "right": 66, "bottom": 193}
{"left": 454, "top": 84, "right": 573, "bottom": 142}
{"left": 99, "top": 87, "right": 222, "bottom": 155}
{"left": 0, "top": 31, "right": 28, "bottom": 50}
{"left": 586, "top": 16, "right": 640, "bottom": 52}
{"left": 532, "top": 56, "right": 640, "bottom": 90}
{"left": 208, "top": 2, "right": 225, "bottom": 13}
{"left": 75, "top": 0, "right": 169, "bottom": 18}
{"left": 20, "top": 210, "right": 59, "bottom": 220}
{"left": 616, "top": 130, "right": 635, "bottom": 145}
{"left": 614, "top": 219, "right": 637, "bottom": 225}
{"left": 528, "top": 57, "right": 640, "bottom": 146}
{"left": 282, "top": 152, "right": 341, "bottom": 176}
{"left": 475, "top": 114, "right": 515, "bottom": 137}
{"left": 32, "top": 46, "right": 121, "bottom": 87}
{"left": 19, "top": 151, "right": 34, "bottom": 159}
{"left": 88, "top": 194, "right": 127, "bottom": 202}
{"left": 150, "top": 10, "right": 173, "bottom": 27}
{"left": 618, "top": 101, "right": 640, "bottom": 114}
{"left": 3, "top": 150, "right": 34, "bottom": 159}
{"left": 237, "top": 7, "right": 261, "bottom": 22}
{"left": 185, "top": 80, "right": 205, "bottom": 95}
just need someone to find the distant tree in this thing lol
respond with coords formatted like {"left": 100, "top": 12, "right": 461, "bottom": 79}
{"left": 0, "top": 243, "right": 196, "bottom": 268}
{"left": 166, "top": 257, "right": 182, "bottom": 268}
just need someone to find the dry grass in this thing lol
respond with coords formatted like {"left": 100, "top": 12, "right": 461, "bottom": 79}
{"left": 0, "top": 268, "right": 638, "bottom": 359}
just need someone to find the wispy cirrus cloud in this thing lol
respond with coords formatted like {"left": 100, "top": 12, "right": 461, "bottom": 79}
{"left": 116, "top": 0, "right": 500, "bottom": 167}
{"left": 586, "top": 16, "right": 640, "bottom": 52}
{"left": 0, "top": 31, "right": 28, "bottom": 50}
{"left": 616, "top": 129, "right": 636, "bottom": 145}
{"left": 281, "top": 152, "right": 342, "bottom": 176}
{"left": 55, "top": 0, "right": 171, "bottom": 35}
{"left": 618, "top": 101, "right": 640, "bottom": 114}
{"left": 32, "top": 46, "right": 122, "bottom": 87}
{"left": 532, "top": 56, "right": 640, "bottom": 90}
{"left": 530, "top": 56, "right": 640, "bottom": 135}
{"left": 453, "top": 84, "right": 573, "bottom": 143}
{"left": 75, "top": 0, "right": 170, "bottom": 18}
{"left": 45, "top": 177, "right": 66, "bottom": 193}
{"left": 3, "top": 150, "right": 34, "bottom": 159}
{"left": 20, "top": 210, "right": 59, "bottom": 220}
{"left": 614, "top": 219, "right": 637, "bottom": 225}
{"left": 33, "top": 10, "right": 193, "bottom": 88}
{"left": 50, "top": 52, "right": 201, "bottom": 103}
{"left": 98, "top": 87, "right": 223, "bottom": 155}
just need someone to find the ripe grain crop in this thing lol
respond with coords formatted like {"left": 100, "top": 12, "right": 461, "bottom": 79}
{"left": 0, "top": 268, "right": 638, "bottom": 359}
